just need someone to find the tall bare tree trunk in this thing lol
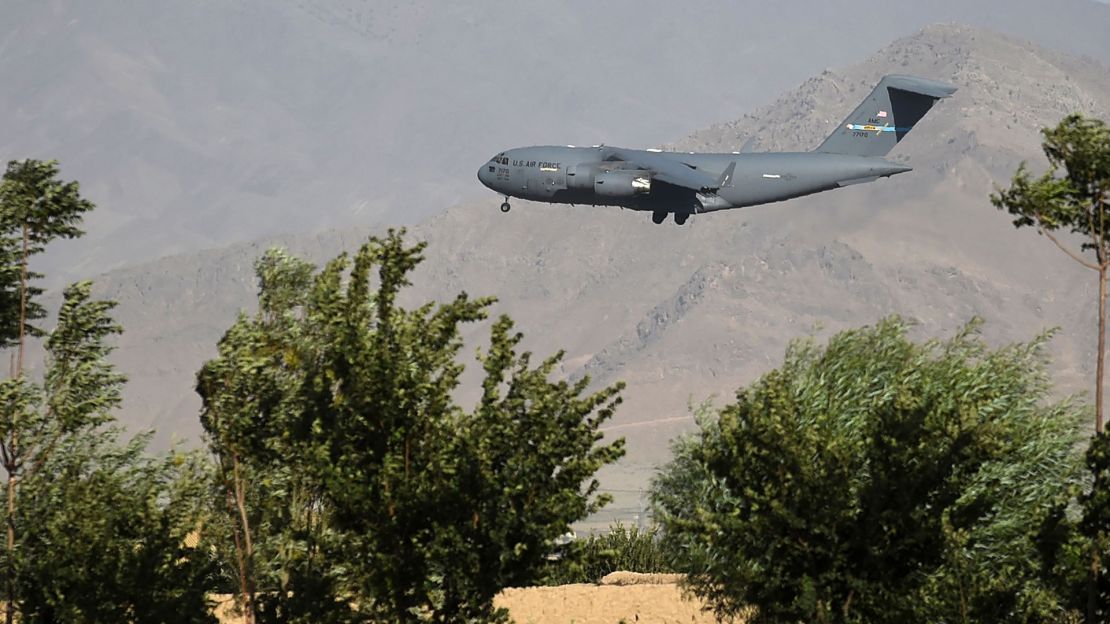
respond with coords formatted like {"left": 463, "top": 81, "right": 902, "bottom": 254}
{"left": 1099, "top": 264, "right": 1107, "bottom": 434}
{"left": 15, "top": 226, "right": 26, "bottom": 378}
{"left": 4, "top": 224, "right": 28, "bottom": 624}
{"left": 1092, "top": 540, "right": 1102, "bottom": 624}
{"left": 4, "top": 468, "right": 14, "bottom": 624}
{"left": 232, "top": 454, "right": 257, "bottom": 624}
{"left": 226, "top": 483, "right": 254, "bottom": 624}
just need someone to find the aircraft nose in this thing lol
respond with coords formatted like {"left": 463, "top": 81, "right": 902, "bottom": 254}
{"left": 478, "top": 164, "right": 493, "bottom": 189}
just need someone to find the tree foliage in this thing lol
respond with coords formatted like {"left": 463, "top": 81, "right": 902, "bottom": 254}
{"left": 652, "top": 318, "right": 1086, "bottom": 624}
{"left": 198, "top": 231, "right": 625, "bottom": 623}
{"left": 1082, "top": 433, "right": 1110, "bottom": 621}
{"left": 544, "top": 524, "right": 673, "bottom": 586}
{"left": 649, "top": 401, "right": 727, "bottom": 578}
{"left": 16, "top": 432, "right": 216, "bottom": 623}
{"left": 0, "top": 283, "right": 216, "bottom": 623}
{"left": 0, "top": 160, "right": 215, "bottom": 623}
{"left": 993, "top": 114, "right": 1110, "bottom": 257}
{"left": 0, "top": 159, "right": 93, "bottom": 349}
{"left": 198, "top": 249, "right": 347, "bottom": 624}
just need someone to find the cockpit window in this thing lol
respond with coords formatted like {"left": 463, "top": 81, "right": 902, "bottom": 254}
{"left": 491, "top": 154, "right": 508, "bottom": 165}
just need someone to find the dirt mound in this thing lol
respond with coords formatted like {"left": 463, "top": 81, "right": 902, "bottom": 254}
{"left": 599, "top": 571, "right": 687, "bottom": 586}
{"left": 495, "top": 580, "right": 721, "bottom": 624}
{"left": 214, "top": 578, "right": 731, "bottom": 624}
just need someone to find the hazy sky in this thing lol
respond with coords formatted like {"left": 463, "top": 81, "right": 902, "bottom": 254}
{"left": 2, "top": 0, "right": 1109, "bottom": 277}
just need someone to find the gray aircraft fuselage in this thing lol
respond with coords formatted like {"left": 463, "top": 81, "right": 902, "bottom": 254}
{"left": 477, "top": 74, "right": 956, "bottom": 224}
{"left": 478, "top": 146, "right": 910, "bottom": 212}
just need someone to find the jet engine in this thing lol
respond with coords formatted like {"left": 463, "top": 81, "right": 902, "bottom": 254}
{"left": 566, "top": 164, "right": 597, "bottom": 190}
{"left": 594, "top": 171, "right": 652, "bottom": 197}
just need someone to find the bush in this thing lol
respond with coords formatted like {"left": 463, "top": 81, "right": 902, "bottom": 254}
{"left": 546, "top": 524, "right": 673, "bottom": 585}
{"left": 652, "top": 318, "right": 1086, "bottom": 624}
{"left": 1082, "top": 432, "right": 1110, "bottom": 620}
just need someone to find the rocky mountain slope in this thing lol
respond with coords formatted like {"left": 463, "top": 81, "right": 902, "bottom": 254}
{"left": 64, "top": 24, "right": 1110, "bottom": 520}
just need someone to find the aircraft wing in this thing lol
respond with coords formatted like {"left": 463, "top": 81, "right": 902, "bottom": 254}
{"left": 609, "top": 148, "right": 721, "bottom": 192}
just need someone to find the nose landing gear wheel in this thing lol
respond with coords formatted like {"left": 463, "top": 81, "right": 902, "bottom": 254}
{"left": 500, "top": 202, "right": 511, "bottom": 213}
{"left": 674, "top": 212, "right": 690, "bottom": 225}
{"left": 651, "top": 211, "right": 667, "bottom": 225}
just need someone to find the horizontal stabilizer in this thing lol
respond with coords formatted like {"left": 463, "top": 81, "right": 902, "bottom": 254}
{"left": 886, "top": 75, "right": 959, "bottom": 99}
{"left": 838, "top": 175, "right": 880, "bottom": 187}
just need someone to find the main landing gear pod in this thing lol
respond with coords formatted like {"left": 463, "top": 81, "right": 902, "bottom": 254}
{"left": 651, "top": 210, "right": 691, "bottom": 225}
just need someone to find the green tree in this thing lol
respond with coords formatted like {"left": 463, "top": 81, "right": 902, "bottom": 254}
{"left": 0, "top": 159, "right": 94, "bottom": 624}
{"left": 198, "top": 231, "right": 625, "bottom": 622}
{"left": 992, "top": 114, "right": 1110, "bottom": 432}
{"left": 649, "top": 402, "right": 728, "bottom": 578}
{"left": 652, "top": 318, "right": 1085, "bottom": 624}
{"left": 441, "top": 315, "right": 623, "bottom": 615}
{"left": 992, "top": 114, "right": 1110, "bottom": 622}
{"left": 0, "top": 159, "right": 93, "bottom": 356}
{"left": 198, "top": 249, "right": 346, "bottom": 624}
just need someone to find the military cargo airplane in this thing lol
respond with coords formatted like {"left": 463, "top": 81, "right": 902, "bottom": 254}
{"left": 477, "top": 75, "right": 956, "bottom": 224}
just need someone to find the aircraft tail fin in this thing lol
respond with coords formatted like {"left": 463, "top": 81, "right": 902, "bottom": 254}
{"left": 816, "top": 74, "right": 956, "bottom": 158}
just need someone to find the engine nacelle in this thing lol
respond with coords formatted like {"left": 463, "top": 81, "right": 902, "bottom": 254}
{"left": 566, "top": 164, "right": 597, "bottom": 191}
{"left": 594, "top": 170, "right": 652, "bottom": 197}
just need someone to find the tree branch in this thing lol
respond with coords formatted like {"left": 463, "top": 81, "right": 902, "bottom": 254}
{"left": 1039, "top": 225, "right": 1100, "bottom": 271}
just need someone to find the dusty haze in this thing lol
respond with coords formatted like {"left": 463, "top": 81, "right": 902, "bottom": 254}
{"left": 4, "top": 3, "right": 1110, "bottom": 524}
{"left": 2, "top": 0, "right": 1110, "bottom": 277}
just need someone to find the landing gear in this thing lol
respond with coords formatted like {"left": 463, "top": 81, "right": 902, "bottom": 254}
{"left": 650, "top": 211, "right": 691, "bottom": 225}
{"left": 500, "top": 201, "right": 511, "bottom": 213}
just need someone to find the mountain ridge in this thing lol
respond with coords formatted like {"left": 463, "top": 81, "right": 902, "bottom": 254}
{"left": 49, "top": 23, "right": 1109, "bottom": 521}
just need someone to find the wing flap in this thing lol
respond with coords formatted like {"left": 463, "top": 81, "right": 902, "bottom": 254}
{"left": 609, "top": 148, "right": 720, "bottom": 192}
